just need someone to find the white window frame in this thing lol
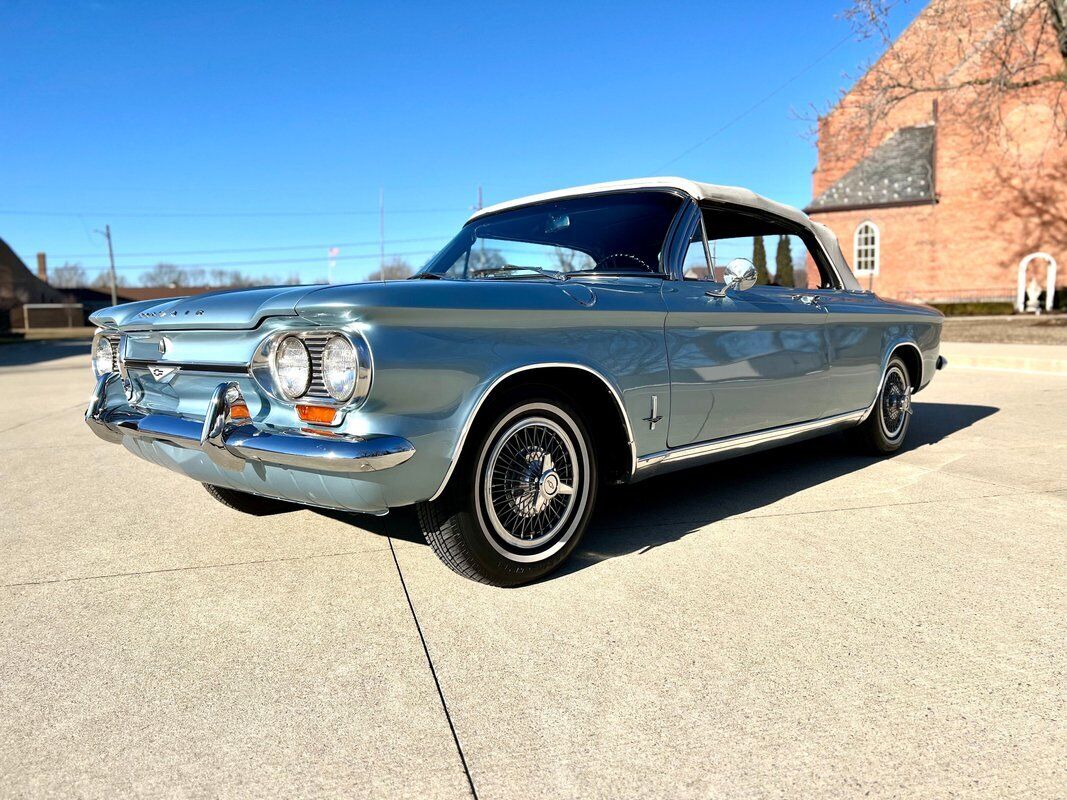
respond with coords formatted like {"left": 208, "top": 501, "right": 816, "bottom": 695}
{"left": 853, "top": 220, "right": 880, "bottom": 274}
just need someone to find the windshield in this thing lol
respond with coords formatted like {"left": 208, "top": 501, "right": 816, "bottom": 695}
{"left": 418, "top": 190, "right": 684, "bottom": 279}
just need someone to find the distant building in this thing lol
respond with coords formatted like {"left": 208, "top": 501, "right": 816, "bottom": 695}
{"left": 0, "top": 235, "right": 225, "bottom": 329}
{"left": 66, "top": 285, "right": 217, "bottom": 318}
{"left": 0, "top": 237, "right": 70, "bottom": 329}
{"left": 806, "top": 0, "right": 1066, "bottom": 307}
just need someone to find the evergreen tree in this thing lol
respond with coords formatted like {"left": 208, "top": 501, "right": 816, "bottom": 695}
{"left": 752, "top": 236, "right": 769, "bottom": 285}
{"left": 775, "top": 235, "right": 795, "bottom": 287}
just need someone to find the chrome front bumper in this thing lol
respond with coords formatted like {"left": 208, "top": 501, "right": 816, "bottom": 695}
{"left": 85, "top": 374, "right": 415, "bottom": 474}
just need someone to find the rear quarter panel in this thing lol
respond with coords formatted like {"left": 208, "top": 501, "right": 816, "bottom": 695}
{"left": 822, "top": 291, "right": 943, "bottom": 415}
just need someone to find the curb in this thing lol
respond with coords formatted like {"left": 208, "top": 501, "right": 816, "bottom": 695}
{"left": 940, "top": 344, "right": 1067, "bottom": 376}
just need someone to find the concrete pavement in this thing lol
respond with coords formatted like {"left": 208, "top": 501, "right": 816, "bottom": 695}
{"left": 1, "top": 343, "right": 1064, "bottom": 798}
{"left": 940, "top": 341, "right": 1067, "bottom": 375}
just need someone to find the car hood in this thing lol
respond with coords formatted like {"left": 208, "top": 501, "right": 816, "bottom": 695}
{"left": 89, "top": 284, "right": 331, "bottom": 331}
{"left": 91, "top": 276, "right": 657, "bottom": 331}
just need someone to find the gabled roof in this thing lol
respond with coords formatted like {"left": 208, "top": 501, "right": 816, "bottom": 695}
{"left": 806, "top": 125, "right": 936, "bottom": 214}
{"left": 0, "top": 236, "right": 68, "bottom": 309}
{"left": 468, "top": 176, "right": 811, "bottom": 228}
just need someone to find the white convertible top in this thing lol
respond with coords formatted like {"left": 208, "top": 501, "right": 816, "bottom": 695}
{"left": 466, "top": 176, "right": 863, "bottom": 291}
{"left": 467, "top": 176, "right": 810, "bottom": 227}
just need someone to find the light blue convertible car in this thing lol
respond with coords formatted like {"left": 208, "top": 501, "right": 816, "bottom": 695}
{"left": 87, "top": 178, "right": 945, "bottom": 585}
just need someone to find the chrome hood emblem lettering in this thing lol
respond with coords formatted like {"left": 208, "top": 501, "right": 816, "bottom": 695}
{"left": 138, "top": 309, "right": 205, "bottom": 318}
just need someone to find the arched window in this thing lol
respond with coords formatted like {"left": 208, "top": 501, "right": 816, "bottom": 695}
{"left": 853, "top": 221, "right": 880, "bottom": 274}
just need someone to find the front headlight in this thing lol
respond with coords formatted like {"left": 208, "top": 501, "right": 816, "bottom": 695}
{"left": 273, "top": 336, "right": 311, "bottom": 399}
{"left": 93, "top": 336, "right": 113, "bottom": 376}
{"left": 321, "top": 335, "right": 357, "bottom": 401}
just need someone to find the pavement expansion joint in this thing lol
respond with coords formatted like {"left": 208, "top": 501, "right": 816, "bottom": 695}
{"left": 387, "top": 536, "right": 479, "bottom": 799}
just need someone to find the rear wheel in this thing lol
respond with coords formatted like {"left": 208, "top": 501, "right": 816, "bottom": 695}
{"left": 417, "top": 394, "right": 597, "bottom": 586}
{"left": 202, "top": 483, "right": 294, "bottom": 515}
{"left": 853, "top": 355, "right": 913, "bottom": 454}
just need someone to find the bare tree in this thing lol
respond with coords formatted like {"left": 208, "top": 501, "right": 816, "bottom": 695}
{"left": 90, "top": 271, "right": 127, "bottom": 290}
{"left": 466, "top": 247, "right": 506, "bottom": 274}
{"left": 139, "top": 263, "right": 188, "bottom": 287}
{"left": 826, "top": 0, "right": 1067, "bottom": 159}
{"left": 50, "top": 262, "right": 87, "bottom": 287}
{"left": 366, "top": 257, "right": 414, "bottom": 281}
{"left": 551, "top": 247, "right": 595, "bottom": 272}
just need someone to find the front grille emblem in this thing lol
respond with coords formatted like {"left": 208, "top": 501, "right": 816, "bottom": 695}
{"left": 149, "top": 365, "right": 180, "bottom": 383}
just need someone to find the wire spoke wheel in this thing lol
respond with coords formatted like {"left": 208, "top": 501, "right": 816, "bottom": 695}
{"left": 420, "top": 396, "right": 597, "bottom": 584}
{"left": 482, "top": 415, "right": 580, "bottom": 550}
{"left": 879, "top": 364, "right": 912, "bottom": 440}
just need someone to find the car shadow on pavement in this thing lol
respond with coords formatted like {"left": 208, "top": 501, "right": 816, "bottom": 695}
{"left": 313, "top": 401, "right": 998, "bottom": 572}
{"left": 565, "top": 401, "right": 998, "bottom": 573}
{"left": 0, "top": 339, "right": 92, "bottom": 368}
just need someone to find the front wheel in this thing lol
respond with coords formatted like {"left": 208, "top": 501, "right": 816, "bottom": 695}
{"left": 852, "top": 355, "right": 914, "bottom": 454}
{"left": 202, "top": 483, "right": 294, "bottom": 515}
{"left": 417, "top": 395, "right": 597, "bottom": 586}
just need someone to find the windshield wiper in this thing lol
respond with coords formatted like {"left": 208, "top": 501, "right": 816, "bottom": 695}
{"left": 475, "top": 266, "right": 567, "bottom": 281}
{"left": 409, "top": 272, "right": 445, "bottom": 280}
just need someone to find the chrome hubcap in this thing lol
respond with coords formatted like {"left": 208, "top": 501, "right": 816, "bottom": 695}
{"left": 482, "top": 417, "right": 579, "bottom": 549}
{"left": 880, "top": 366, "right": 912, "bottom": 439}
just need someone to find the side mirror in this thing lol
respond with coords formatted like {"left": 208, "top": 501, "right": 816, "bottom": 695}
{"left": 706, "top": 258, "right": 758, "bottom": 298}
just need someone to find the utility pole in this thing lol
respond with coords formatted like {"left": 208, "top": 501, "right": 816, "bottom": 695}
{"left": 476, "top": 184, "right": 483, "bottom": 211}
{"left": 378, "top": 187, "right": 385, "bottom": 282}
{"left": 94, "top": 224, "right": 118, "bottom": 306}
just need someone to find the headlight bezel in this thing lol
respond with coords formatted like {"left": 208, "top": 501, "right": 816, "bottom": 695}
{"left": 251, "top": 329, "right": 372, "bottom": 410}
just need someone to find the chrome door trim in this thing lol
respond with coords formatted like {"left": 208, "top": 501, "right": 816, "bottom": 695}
{"left": 428, "top": 362, "right": 637, "bottom": 501}
{"left": 633, "top": 408, "right": 865, "bottom": 480}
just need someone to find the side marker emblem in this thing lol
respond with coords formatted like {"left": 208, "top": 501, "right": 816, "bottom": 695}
{"left": 643, "top": 395, "right": 663, "bottom": 431}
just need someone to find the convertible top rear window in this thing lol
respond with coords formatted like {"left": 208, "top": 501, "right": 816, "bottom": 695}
{"left": 419, "top": 191, "right": 684, "bottom": 279}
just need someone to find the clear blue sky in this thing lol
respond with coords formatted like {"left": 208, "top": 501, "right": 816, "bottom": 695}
{"left": 1, "top": 0, "right": 920, "bottom": 285}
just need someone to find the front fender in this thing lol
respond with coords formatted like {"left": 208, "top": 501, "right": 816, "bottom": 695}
{"left": 331, "top": 283, "right": 670, "bottom": 506}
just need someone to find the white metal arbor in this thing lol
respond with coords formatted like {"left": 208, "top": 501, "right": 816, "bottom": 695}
{"left": 1016, "top": 252, "right": 1058, "bottom": 312}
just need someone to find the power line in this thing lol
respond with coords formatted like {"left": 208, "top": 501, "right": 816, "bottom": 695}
{"left": 652, "top": 30, "right": 856, "bottom": 173}
{"left": 0, "top": 207, "right": 468, "bottom": 219}
{"left": 73, "top": 249, "right": 439, "bottom": 272}
{"left": 48, "top": 236, "right": 447, "bottom": 259}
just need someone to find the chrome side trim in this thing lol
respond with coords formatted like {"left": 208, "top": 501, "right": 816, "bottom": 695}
{"left": 86, "top": 374, "right": 414, "bottom": 474}
{"left": 633, "top": 409, "right": 865, "bottom": 479}
{"left": 428, "top": 362, "right": 637, "bottom": 501}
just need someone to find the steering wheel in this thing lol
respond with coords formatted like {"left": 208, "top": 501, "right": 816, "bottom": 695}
{"left": 596, "top": 253, "right": 654, "bottom": 272}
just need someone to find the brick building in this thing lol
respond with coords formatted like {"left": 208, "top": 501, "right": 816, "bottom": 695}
{"left": 806, "top": 0, "right": 1066, "bottom": 308}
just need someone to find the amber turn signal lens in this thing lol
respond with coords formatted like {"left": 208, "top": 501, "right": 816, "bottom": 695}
{"left": 297, "top": 404, "right": 337, "bottom": 425}
{"left": 228, "top": 402, "right": 252, "bottom": 421}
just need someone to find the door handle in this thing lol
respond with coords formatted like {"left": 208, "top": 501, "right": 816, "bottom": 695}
{"left": 791, "top": 294, "right": 820, "bottom": 306}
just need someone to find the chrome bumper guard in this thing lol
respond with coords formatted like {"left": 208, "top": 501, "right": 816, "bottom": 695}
{"left": 85, "top": 374, "right": 415, "bottom": 474}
